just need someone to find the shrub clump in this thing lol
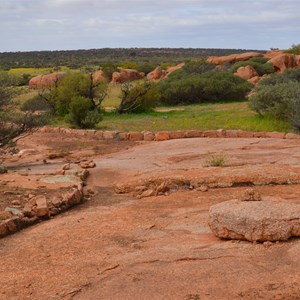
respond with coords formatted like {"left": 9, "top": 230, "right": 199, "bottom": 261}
{"left": 249, "top": 68, "right": 300, "bottom": 130}
{"left": 230, "top": 60, "right": 274, "bottom": 76}
{"left": 158, "top": 70, "right": 252, "bottom": 105}
{"left": 67, "top": 96, "right": 102, "bottom": 129}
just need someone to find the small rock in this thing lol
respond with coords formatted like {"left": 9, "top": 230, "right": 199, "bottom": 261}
{"left": 197, "top": 185, "right": 209, "bottom": 192}
{"left": 51, "top": 197, "right": 62, "bottom": 208}
{"left": 55, "top": 169, "right": 65, "bottom": 175}
{"left": 23, "top": 203, "right": 34, "bottom": 217}
{"left": 156, "top": 182, "right": 169, "bottom": 194}
{"left": 11, "top": 200, "right": 21, "bottom": 206}
{"left": 240, "top": 188, "right": 262, "bottom": 201}
{"left": 80, "top": 160, "right": 96, "bottom": 169}
{"left": 62, "top": 163, "right": 70, "bottom": 170}
{"left": 77, "top": 169, "right": 89, "bottom": 181}
{"left": 35, "top": 196, "right": 49, "bottom": 218}
{"left": 87, "top": 189, "right": 95, "bottom": 195}
{"left": 138, "top": 189, "right": 155, "bottom": 198}
{"left": 263, "top": 241, "right": 273, "bottom": 248}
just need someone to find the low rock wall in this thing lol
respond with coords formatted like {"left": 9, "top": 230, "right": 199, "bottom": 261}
{"left": 39, "top": 127, "right": 300, "bottom": 141}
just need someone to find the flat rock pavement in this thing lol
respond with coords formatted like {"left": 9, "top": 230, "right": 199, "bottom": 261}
{"left": 1, "top": 137, "right": 300, "bottom": 299}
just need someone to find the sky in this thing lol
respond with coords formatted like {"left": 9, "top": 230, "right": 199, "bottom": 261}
{"left": 0, "top": 0, "right": 299, "bottom": 52}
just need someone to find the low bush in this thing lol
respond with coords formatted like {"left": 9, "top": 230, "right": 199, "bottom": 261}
{"left": 249, "top": 68, "right": 300, "bottom": 130}
{"left": 67, "top": 96, "right": 102, "bottom": 128}
{"left": 117, "top": 81, "right": 160, "bottom": 114}
{"left": 158, "top": 70, "right": 252, "bottom": 105}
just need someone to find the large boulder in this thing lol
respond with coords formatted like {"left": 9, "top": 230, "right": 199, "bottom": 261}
{"left": 92, "top": 70, "right": 106, "bottom": 83}
{"left": 268, "top": 53, "right": 297, "bottom": 72}
{"left": 209, "top": 198, "right": 300, "bottom": 242}
{"left": 111, "top": 68, "right": 145, "bottom": 83}
{"left": 207, "top": 52, "right": 263, "bottom": 65}
{"left": 234, "top": 65, "right": 259, "bottom": 80}
{"left": 29, "top": 72, "right": 66, "bottom": 89}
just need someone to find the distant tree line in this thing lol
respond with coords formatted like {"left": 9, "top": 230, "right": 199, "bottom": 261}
{"left": 0, "top": 48, "right": 265, "bottom": 70}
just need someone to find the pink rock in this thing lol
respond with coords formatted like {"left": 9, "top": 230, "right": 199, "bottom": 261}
{"left": 92, "top": 70, "right": 106, "bottom": 83}
{"left": 265, "top": 132, "right": 286, "bottom": 139}
{"left": 247, "top": 76, "right": 260, "bottom": 85}
{"left": 35, "top": 196, "right": 49, "bottom": 218}
{"left": 207, "top": 52, "right": 263, "bottom": 65}
{"left": 128, "top": 132, "right": 144, "bottom": 141}
{"left": 111, "top": 69, "right": 144, "bottom": 83}
{"left": 209, "top": 199, "right": 300, "bottom": 242}
{"left": 169, "top": 131, "right": 186, "bottom": 139}
{"left": 155, "top": 132, "right": 170, "bottom": 141}
{"left": 269, "top": 53, "right": 297, "bottom": 72}
{"left": 285, "top": 133, "right": 300, "bottom": 139}
{"left": 143, "top": 131, "right": 155, "bottom": 141}
{"left": 234, "top": 65, "right": 258, "bottom": 80}
{"left": 184, "top": 130, "right": 203, "bottom": 138}
{"left": 29, "top": 72, "right": 66, "bottom": 89}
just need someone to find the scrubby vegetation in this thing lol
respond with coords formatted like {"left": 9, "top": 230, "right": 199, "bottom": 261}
{"left": 229, "top": 58, "right": 275, "bottom": 76}
{"left": 157, "top": 61, "right": 252, "bottom": 105}
{"left": 249, "top": 68, "right": 300, "bottom": 130}
{"left": 0, "top": 48, "right": 263, "bottom": 70}
{"left": 0, "top": 72, "right": 46, "bottom": 147}
{"left": 2, "top": 45, "right": 300, "bottom": 134}
{"left": 286, "top": 43, "right": 300, "bottom": 55}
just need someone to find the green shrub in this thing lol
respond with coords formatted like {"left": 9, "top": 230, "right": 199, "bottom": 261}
{"left": 258, "top": 68, "right": 300, "bottom": 86}
{"left": 49, "top": 72, "right": 107, "bottom": 116}
{"left": 230, "top": 60, "right": 274, "bottom": 76}
{"left": 248, "top": 57, "right": 270, "bottom": 64}
{"left": 117, "top": 81, "right": 160, "bottom": 114}
{"left": 285, "top": 44, "right": 300, "bottom": 55}
{"left": 67, "top": 96, "right": 102, "bottom": 128}
{"left": 249, "top": 81, "right": 300, "bottom": 129}
{"left": 158, "top": 70, "right": 252, "bottom": 105}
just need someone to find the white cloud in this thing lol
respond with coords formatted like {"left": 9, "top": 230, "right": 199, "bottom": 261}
{"left": 0, "top": 0, "right": 299, "bottom": 51}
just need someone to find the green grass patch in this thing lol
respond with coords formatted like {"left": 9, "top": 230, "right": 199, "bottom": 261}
{"left": 8, "top": 66, "right": 72, "bottom": 76}
{"left": 98, "top": 102, "right": 290, "bottom": 132}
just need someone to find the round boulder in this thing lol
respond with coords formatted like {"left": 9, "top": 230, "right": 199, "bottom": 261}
{"left": 209, "top": 199, "right": 300, "bottom": 242}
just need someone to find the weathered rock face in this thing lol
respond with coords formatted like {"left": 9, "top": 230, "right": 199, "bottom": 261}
{"left": 29, "top": 72, "right": 66, "bottom": 89}
{"left": 263, "top": 50, "right": 284, "bottom": 59}
{"left": 92, "top": 70, "right": 106, "bottom": 83}
{"left": 147, "top": 63, "right": 185, "bottom": 81}
{"left": 234, "top": 65, "right": 259, "bottom": 80}
{"left": 111, "top": 69, "right": 145, "bottom": 83}
{"left": 247, "top": 76, "right": 261, "bottom": 85}
{"left": 269, "top": 53, "right": 297, "bottom": 72}
{"left": 207, "top": 52, "right": 263, "bottom": 65}
{"left": 209, "top": 199, "right": 300, "bottom": 242}
{"left": 147, "top": 66, "right": 167, "bottom": 81}
{"left": 165, "top": 63, "right": 185, "bottom": 76}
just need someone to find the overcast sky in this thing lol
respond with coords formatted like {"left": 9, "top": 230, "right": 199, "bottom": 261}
{"left": 0, "top": 0, "right": 299, "bottom": 52}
